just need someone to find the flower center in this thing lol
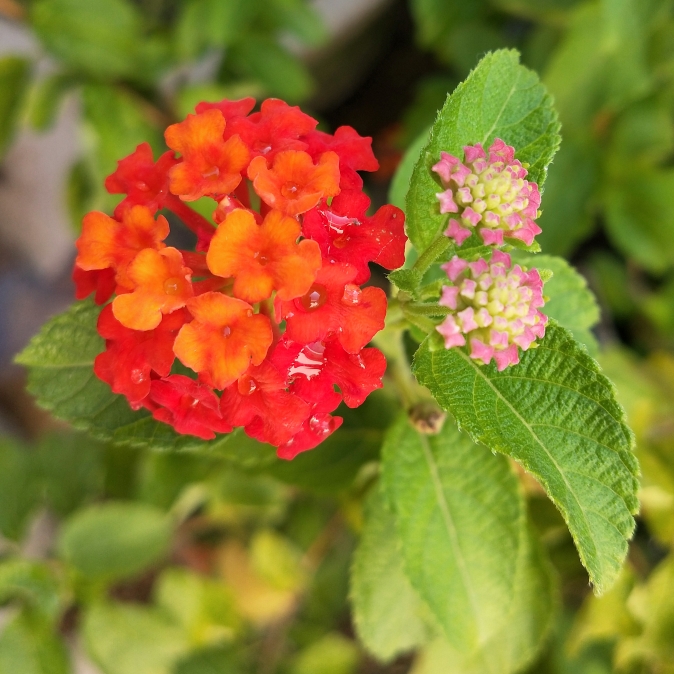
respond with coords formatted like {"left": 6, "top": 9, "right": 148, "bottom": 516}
{"left": 281, "top": 181, "right": 300, "bottom": 198}
{"left": 238, "top": 375, "right": 257, "bottom": 395}
{"left": 163, "top": 277, "right": 182, "bottom": 295}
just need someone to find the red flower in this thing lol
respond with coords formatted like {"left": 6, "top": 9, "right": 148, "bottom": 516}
{"left": 94, "top": 305, "right": 188, "bottom": 406}
{"left": 304, "top": 125, "right": 378, "bottom": 190}
{"left": 165, "top": 110, "right": 250, "bottom": 201}
{"left": 73, "top": 266, "right": 117, "bottom": 305}
{"left": 112, "top": 247, "right": 194, "bottom": 331}
{"left": 220, "top": 359, "right": 311, "bottom": 446}
{"left": 226, "top": 98, "right": 317, "bottom": 160}
{"left": 207, "top": 208, "right": 321, "bottom": 303}
{"left": 105, "top": 142, "right": 178, "bottom": 217}
{"left": 247, "top": 150, "right": 341, "bottom": 218}
{"left": 149, "top": 375, "right": 232, "bottom": 440}
{"left": 303, "top": 190, "right": 406, "bottom": 284}
{"left": 276, "top": 262, "right": 387, "bottom": 354}
{"left": 173, "top": 292, "right": 273, "bottom": 389}
{"left": 273, "top": 338, "right": 386, "bottom": 409}
{"left": 195, "top": 97, "right": 256, "bottom": 121}
{"left": 75, "top": 205, "right": 169, "bottom": 289}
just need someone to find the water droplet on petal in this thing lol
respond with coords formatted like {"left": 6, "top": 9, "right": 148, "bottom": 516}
{"left": 130, "top": 368, "right": 145, "bottom": 384}
{"left": 299, "top": 284, "right": 328, "bottom": 311}
{"left": 223, "top": 326, "right": 232, "bottom": 337}
{"left": 341, "top": 284, "right": 362, "bottom": 306}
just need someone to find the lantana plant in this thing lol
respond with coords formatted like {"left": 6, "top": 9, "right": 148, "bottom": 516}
{"left": 18, "top": 50, "right": 640, "bottom": 668}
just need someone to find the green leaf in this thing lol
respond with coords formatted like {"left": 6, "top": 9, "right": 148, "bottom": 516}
{"left": 292, "top": 633, "right": 359, "bottom": 674}
{"left": 535, "top": 139, "right": 598, "bottom": 257}
{"left": 0, "top": 57, "right": 31, "bottom": 159}
{"left": 0, "top": 560, "right": 63, "bottom": 621}
{"left": 511, "top": 253, "right": 600, "bottom": 353}
{"left": 0, "top": 439, "right": 40, "bottom": 541}
{"left": 26, "top": 73, "right": 77, "bottom": 131}
{"left": 38, "top": 432, "right": 104, "bottom": 517}
{"left": 406, "top": 49, "right": 560, "bottom": 253}
{"left": 413, "top": 524, "right": 556, "bottom": 674}
{"left": 389, "top": 128, "right": 430, "bottom": 211}
{"left": 31, "top": 0, "right": 145, "bottom": 80}
{"left": 17, "top": 300, "right": 208, "bottom": 452}
{"left": 381, "top": 415, "right": 524, "bottom": 651}
{"left": 603, "top": 169, "right": 674, "bottom": 274}
{"left": 228, "top": 36, "right": 313, "bottom": 103}
{"left": 83, "top": 602, "right": 188, "bottom": 674}
{"left": 174, "top": 0, "right": 256, "bottom": 60}
{"left": 350, "top": 486, "right": 430, "bottom": 662}
{"left": 388, "top": 269, "right": 423, "bottom": 294}
{"left": 58, "top": 502, "right": 172, "bottom": 580}
{"left": 0, "top": 611, "right": 69, "bottom": 674}
{"left": 412, "top": 322, "right": 639, "bottom": 593}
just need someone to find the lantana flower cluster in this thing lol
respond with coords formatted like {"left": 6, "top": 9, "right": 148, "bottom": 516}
{"left": 432, "top": 139, "right": 547, "bottom": 370}
{"left": 73, "top": 98, "right": 406, "bottom": 458}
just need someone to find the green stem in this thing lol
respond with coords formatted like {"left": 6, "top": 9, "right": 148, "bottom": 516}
{"left": 412, "top": 234, "right": 452, "bottom": 275}
{"left": 404, "top": 303, "right": 451, "bottom": 318}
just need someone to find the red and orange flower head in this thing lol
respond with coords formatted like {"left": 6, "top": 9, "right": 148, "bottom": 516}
{"left": 165, "top": 109, "right": 250, "bottom": 201}
{"left": 207, "top": 208, "right": 321, "bottom": 304}
{"left": 74, "top": 96, "right": 407, "bottom": 455}
{"left": 247, "top": 150, "right": 340, "bottom": 217}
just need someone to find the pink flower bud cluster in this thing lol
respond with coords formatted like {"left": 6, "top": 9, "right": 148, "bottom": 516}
{"left": 436, "top": 251, "right": 547, "bottom": 371}
{"left": 432, "top": 139, "right": 541, "bottom": 247}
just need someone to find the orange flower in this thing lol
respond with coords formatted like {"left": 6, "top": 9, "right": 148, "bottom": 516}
{"left": 173, "top": 292, "right": 273, "bottom": 390}
{"left": 206, "top": 209, "right": 321, "bottom": 303}
{"left": 247, "top": 150, "right": 340, "bottom": 217}
{"left": 76, "top": 205, "right": 169, "bottom": 288}
{"left": 165, "top": 109, "right": 250, "bottom": 201}
{"left": 112, "top": 247, "right": 194, "bottom": 331}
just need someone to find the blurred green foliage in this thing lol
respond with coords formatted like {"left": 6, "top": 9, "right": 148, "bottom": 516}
{"left": 1, "top": 0, "right": 674, "bottom": 672}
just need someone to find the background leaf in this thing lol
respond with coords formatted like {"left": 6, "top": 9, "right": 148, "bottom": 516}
{"left": 0, "top": 56, "right": 31, "bottom": 159}
{"left": 405, "top": 49, "right": 560, "bottom": 253}
{"left": 84, "top": 602, "right": 188, "bottom": 674}
{"left": 380, "top": 414, "right": 524, "bottom": 651}
{"left": 58, "top": 502, "right": 172, "bottom": 580}
{"left": 413, "top": 322, "right": 639, "bottom": 593}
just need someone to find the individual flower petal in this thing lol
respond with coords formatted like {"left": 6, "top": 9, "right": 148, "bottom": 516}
{"left": 276, "top": 413, "right": 343, "bottom": 460}
{"left": 247, "top": 150, "right": 341, "bottom": 217}
{"left": 165, "top": 109, "right": 250, "bottom": 201}
{"left": 220, "top": 359, "right": 311, "bottom": 446}
{"left": 207, "top": 208, "right": 321, "bottom": 303}
{"left": 105, "top": 142, "right": 178, "bottom": 217}
{"left": 72, "top": 266, "right": 117, "bottom": 305}
{"left": 276, "top": 263, "right": 387, "bottom": 354}
{"left": 302, "top": 191, "right": 406, "bottom": 284}
{"left": 112, "top": 247, "right": 194, "bottom": 331}
{"left": 173, "top": 292, "right": 273, "bottom": 390}
{"left": 75, "top": 205, "right": 169, "bottom": 288}
{"left": 195, "top": 97, "right": 256, "bottom": 121}
{"left": 150, "top": 375, "right": 232, "bottom": 439}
